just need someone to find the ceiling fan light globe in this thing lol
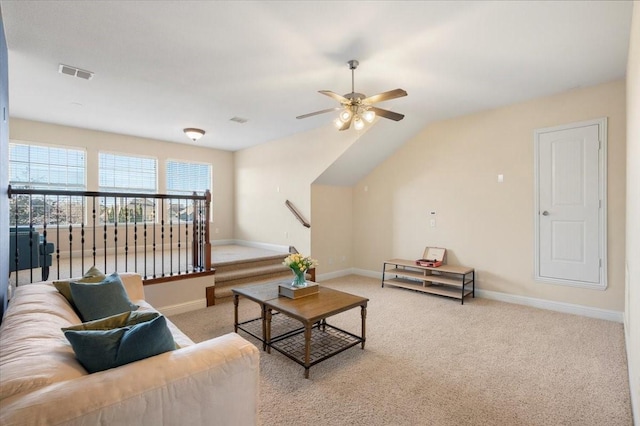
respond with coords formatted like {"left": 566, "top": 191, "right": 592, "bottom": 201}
{"left": 354, "top": 116, "right": 364, "bottom": 131}
{"left": 334, "top": 118, "right": 344, "bottom": 129}
{"left": 363, "top": 110, "right": 376, "bottom": 123}
{"left": 339, "top": 109, "right": 352, "bottom": 122}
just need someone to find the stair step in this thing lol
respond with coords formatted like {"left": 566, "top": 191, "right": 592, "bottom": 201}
{"left": 215, "top": 263, "right": 290, "bottom": 283}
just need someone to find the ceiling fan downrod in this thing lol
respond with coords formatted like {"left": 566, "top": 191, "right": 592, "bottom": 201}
{"left": 348, "top": 59, "right": 359, "bottom": 94}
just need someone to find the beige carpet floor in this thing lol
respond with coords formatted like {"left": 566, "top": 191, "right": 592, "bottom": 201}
{"left": 169, "top": 275, "right": 632, "bottom": 426}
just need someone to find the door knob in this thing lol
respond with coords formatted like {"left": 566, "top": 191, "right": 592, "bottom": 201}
{"left": 542, "top": 211, "right": 549, "bottom": 216}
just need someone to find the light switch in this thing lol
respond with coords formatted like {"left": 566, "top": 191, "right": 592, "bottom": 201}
{"left": 497, "top": 174, "right": 504, "bottom": 183}
{"left": 430, "top": 219, "right": 436, "bottom": 227}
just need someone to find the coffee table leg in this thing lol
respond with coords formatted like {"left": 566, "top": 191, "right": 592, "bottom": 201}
{"left": 304, "top": 323, "right": 312, "bottom": 379}
{"left": 233, "top": 294, "right": 239, "bottom": 333}
{"left": 261, "top": 304, "right": 267, "bottom": 351}
{"left": 361, "top": 304, "right": 367, "bottom": 349}
{"left": 265, "top": 308, "right": 272, "bottom": 354}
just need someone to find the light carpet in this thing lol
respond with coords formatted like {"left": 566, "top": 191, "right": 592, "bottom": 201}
{"left": 169, "top": 275, "right": 632, "bottom": 425}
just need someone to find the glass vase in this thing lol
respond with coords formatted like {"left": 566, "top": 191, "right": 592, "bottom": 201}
{"left": 291, "top": 269, "right": 307, "bottom": 288}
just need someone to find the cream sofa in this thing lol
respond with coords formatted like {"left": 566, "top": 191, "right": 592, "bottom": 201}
{"left": 0, "top": 273, "right": 260, "bottom": 425}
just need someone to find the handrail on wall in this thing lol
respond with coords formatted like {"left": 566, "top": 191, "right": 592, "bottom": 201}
{"left": 285, "top": 200, "right": 310, "bottom": 228}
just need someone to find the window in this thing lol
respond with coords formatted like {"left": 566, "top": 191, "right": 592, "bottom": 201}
{"left": 99, "top": 153, "right": 157, "bottom": 193}
{"left": 9, "top": 142, "right": 86, "bottom": 225}
{"left": 9, "top": 142, "right": 86, "bottom": 190}
{"left": 166, "top": 160, "right": 211, "bottom": 195}
{"left": 166, "top": 160, "right": 212, "bottom": 222}
{"left": 99, "top": 153, "right": 157, "bottom": 224}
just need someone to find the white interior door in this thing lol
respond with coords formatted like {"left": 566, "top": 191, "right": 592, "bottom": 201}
{"left": 535, "top": 119, "right": 606, "bottom": 289}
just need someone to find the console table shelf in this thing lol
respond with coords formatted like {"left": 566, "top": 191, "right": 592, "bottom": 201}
{"left": 382, "top": 258, "right": 475, "bottom": 304}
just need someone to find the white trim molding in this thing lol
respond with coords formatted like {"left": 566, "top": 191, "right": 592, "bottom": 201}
{"left": 157, "top": 298, "right": 207, "bottom": 316}
{"left": 476, "top": 289, "right": 622, "bottom": 322}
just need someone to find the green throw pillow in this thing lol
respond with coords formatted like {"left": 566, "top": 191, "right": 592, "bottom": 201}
{"left": 53, "top": 266, "right": 107, "bottom": 307}
{"left": 69, "top": 272, "right": 139, "bottom": 322}
{"left": 63, "top": 310, "right": 159, "bottom": 331}
{"left": 63, "top": 315, "right": 175, "bottom": 373}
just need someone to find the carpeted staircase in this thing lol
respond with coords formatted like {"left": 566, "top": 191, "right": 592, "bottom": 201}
{"left": 211, "top": 254, "right": 292, "bottom": 303}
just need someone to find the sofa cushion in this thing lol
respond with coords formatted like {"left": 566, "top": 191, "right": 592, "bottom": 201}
{"left": 63, "top": 315, "right": 175, "bottom": 373}
{"left": 69, "top": 272, "right": 139, "bottom": 321}
{"left": 53, "top": 266, "right": 107, "bottom": 307}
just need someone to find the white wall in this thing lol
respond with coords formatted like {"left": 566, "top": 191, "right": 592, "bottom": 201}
{"left": 352, "top": 79, "right": 626, "bottom": 312}
{"left": 311, "top": 184, "right": 353, "bottom": 276}
{"left": 625, "top": 3, "right": 639, "bottom": 421}
{"left": 234, "top": 124, "right": 359, "bottom": 256}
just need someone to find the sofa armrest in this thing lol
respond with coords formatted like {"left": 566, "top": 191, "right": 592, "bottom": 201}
{"left": 119, "top": 272, "right": 146, "bottom": 301}
{"left": 0, "top": 333, "right": 260, "bottom": 426}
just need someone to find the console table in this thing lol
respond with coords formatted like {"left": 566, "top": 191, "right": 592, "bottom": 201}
{"left": 382, "top": 259, "right": 475, "bottom": 304}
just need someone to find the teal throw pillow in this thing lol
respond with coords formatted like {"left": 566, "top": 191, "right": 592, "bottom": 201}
{"left": 63, "top": 315, "right": 175, "bottom": 373}
{"left": 53, "top": 266, "right": 107, "bottom": 308}
{"left": 69, "top": 272, "right": 138, "bottom": 321}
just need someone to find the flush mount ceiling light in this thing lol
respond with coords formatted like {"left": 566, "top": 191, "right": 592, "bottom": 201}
{"left": 183, "top": 128, "right": 205, "bottom": 141}
{"left": 297, "top": 59, "right": 407, "bottom": 131}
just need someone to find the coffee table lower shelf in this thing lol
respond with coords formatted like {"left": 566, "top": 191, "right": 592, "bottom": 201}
{"left": 270, "top": 322, "right": 364, "bottom": 368}
{"left": 237, "top": 315, "right": 364, "bottom": 372}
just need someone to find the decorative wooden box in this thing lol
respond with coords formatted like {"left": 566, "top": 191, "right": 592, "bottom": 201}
{"left": 416, "top": 247, "right": 446, "bottom": 267}
{"left": 278, "top": 282, "right": 319, "bottom": 299}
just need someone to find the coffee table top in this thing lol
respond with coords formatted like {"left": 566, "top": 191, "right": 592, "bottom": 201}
{"left": 232, "top": 280, "right": 283, "bottom": 302}
{"left": 232, "top": 280, "right": 368, "bottom": 324}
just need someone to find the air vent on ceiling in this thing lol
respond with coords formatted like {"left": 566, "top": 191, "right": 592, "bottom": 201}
{"left": 230, "top": 116, "right": 248, "bottom": 124}
{"left": 58, "top": 64, "right": 94, "bottom": 80}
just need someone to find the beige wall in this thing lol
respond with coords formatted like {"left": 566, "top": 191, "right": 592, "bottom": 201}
{"left": 311, "top": 184, "right": 353, "bottom": 275}
{"left": 625, "top": 2, "right": 639, "bottom": 421}
{"left": 8, "top": 119, "right": 235, "bottom": 240}
{"left": 234, "top": 125, "right": 359, "bottom": 255}
{"left": 353, "top": 79, "right": 626, "bottom": 311}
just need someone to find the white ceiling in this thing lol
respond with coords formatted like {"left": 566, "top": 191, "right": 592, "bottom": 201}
{"left": 0, "top": 1, "right": 632, "bottom": 152}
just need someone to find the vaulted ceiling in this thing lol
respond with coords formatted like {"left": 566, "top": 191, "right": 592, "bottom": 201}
{"left": 0, "top": 1, "right": 632, "bottom": 152}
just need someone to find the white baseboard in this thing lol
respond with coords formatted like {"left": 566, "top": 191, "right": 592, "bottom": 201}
{"left": 475, "top": 289, "right": 623, "bottom": 322}
{"left": 157, "top": 298, "right": 207, "bottom": 316}
{"left": 349, "top": 268, "right": 623, "bottom": 322}
{"left": 317, "top": 268, "right": 356, "bottom": 281}
{"left": 211, "top": 239, "right": 236, "bottom": 246}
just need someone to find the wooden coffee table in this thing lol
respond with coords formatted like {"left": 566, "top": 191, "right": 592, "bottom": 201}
{"left": 233, "top": 281, "right": 368, "bottom": 378}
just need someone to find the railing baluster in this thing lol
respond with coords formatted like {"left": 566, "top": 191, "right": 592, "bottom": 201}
{"left": 161, "top": 201, "right": 165, "bottom": 277}
{"left": 169, "top": 199, "right": 173, "bottom": 276}
{"left": 56, "top": 195, "right": 60, "bottom": 280}
{"left": 124, "top": 196, "right": 129, "bottom": 272}
{"left": 81, "top": 196, "right": 85, "bottom": 275}
{"left": 103, "top": 196, "right": 107, "bottom": 273}
{"left": 152, "top": 200, "right": 157, "bottom": 279}
{"left": 177, "top": 199, "right": 181, "bottom": 275}
{"left": 143, "top": 199, "right": 148, "bottom": 280}
{"left": 92, "top": 196, "right": 96, "bottom": 267}
{"left": 134, "top": 198, "right": 138, "bottom": 274}
{"left": 114, "top": 196, "right": 118, "bottom": 272}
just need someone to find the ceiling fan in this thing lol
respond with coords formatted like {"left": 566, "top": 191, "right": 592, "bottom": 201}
{"left": 296, "top": 60, "right": 408, "bottom": 131}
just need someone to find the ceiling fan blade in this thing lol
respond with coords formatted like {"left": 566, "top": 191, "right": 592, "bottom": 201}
{"left": 296, "top": 107, "right": 341, "bottom": 120}
{"left": 370, "top": 106, "right": 405, "bottom": 121}
{"left": 338, "top": 115, "right": 353, "bottom": 131}
{"left": 319, "top": 90, "right": 349, "bottom": 103}
{"left": 362, "top": 88, "right": 407, "bottom": 105}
